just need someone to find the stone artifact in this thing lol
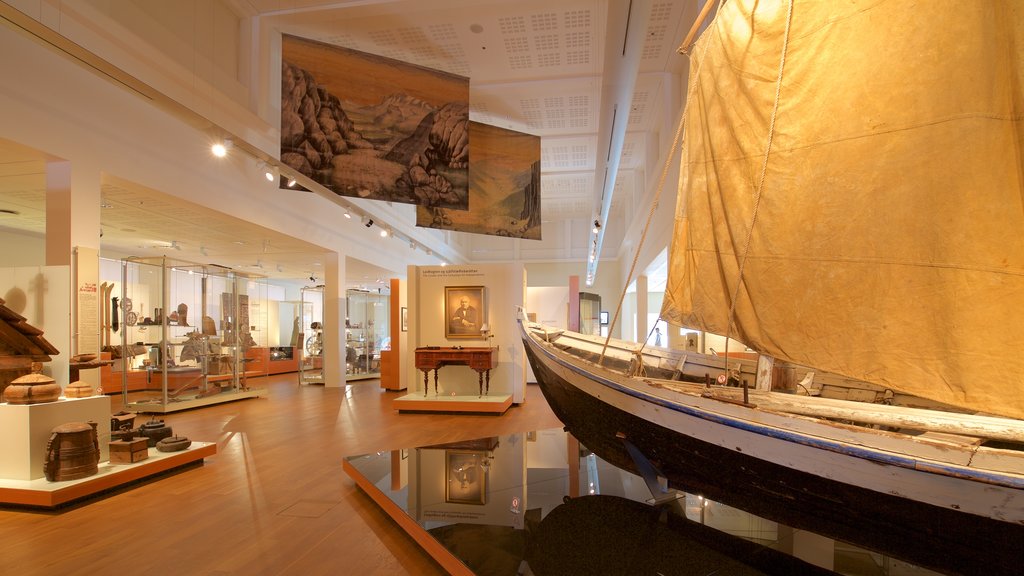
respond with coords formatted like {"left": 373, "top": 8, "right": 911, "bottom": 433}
{"left": 110, "top": 411, "right": 137, "bottom": 432}
{"left": 155, "top": 436, "right": 192, "bottom": 453}
{"left": 44, "top": 421, "right": 99, "bottom": 481}
{"left": 136, "top": 418, "right": 173, "bottom": 447}
{"left": 3, "top": 363, "right": 61, "bottom": 404}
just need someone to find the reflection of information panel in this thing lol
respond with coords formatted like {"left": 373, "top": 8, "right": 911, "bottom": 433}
{"left": 415, "top": 347, "right": 497, "bottom": 397}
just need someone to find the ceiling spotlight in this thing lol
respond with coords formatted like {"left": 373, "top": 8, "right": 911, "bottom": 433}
{"left": 364, "top": 218, "right": 374, "bottom": 228}
{"left": 380, "top": 228, "right": 389, "bottom": 238}
{"left": 257, "top": 160, "right": 278, "bottom": 182}
{"left": 211, "top": 138, "right": 232, "bottom": 158}
{"left": 592, "top": 219, "right": 602, "bottom": 234}
{"left": 343, "top": 210, "right": 351, "bottom": 219}
{"left": 286, "top": 178, "right": 297, "bottom": 188}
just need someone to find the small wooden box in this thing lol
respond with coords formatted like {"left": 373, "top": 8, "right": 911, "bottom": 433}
{"left": 109, "top": 438, "right": 149, "bottom": 464}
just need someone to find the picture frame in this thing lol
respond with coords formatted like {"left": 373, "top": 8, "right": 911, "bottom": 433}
{"left": 400, "top": 307, "right": 408, "bottom": 332}
{"left": 444, "top": 286, "right": 485, "bottom": 339}
{"left": 445, "top": 450, "right": 487, "bottom": 504}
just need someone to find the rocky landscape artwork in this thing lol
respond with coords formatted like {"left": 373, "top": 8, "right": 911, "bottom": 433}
{"left": 417, "top": 121, "right": 541, "bottom": 239}
{"left": 281, "top": 34, "right": 469, "bottom": 209}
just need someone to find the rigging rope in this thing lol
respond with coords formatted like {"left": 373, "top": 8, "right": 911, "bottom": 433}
{"left": 722, "top": 0, "right": 795, "bottom": 363}
{"left": 598, "top": 0, "right": 723, "bottom": 365}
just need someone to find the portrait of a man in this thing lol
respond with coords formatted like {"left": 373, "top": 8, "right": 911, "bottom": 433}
{"left": 445, "top": 286, "right": 484, "bottom": 339}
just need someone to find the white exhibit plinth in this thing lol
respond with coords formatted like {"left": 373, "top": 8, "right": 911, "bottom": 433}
{"left": 0, "top": 396, "right": 111, "bottom": 480}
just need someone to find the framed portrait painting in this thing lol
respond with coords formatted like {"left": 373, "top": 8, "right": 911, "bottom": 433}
{"left": 445, "top": 286, "right": 485, "bottom": 339}
{"left": 445, "top": 450, "right": 487, "bottom": 505}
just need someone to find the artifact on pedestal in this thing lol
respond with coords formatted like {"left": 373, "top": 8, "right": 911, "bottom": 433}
{"left": 0, "top": 297, "right": 60, "bottom": 398}
{"left": 137, "top": 418, "right": 173, "bottom": 447}
{"left": 3, "top": 363, "right": 61, "bottom": 404}
{"left": 64, "top": 380, "right": 94, "bottom": 398}
{"left": 156, "top": 436, "right": 191, "bottom": 452}
{"left": 44, "top": 421, "right": 100, "bottom": 481}
{"left": 109, "top": 427, "right": 149, "bottom": 464}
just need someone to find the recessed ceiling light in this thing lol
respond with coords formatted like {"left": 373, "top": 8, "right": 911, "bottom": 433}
{"left": 211, "top": 138, "right": 232, "bottom": 158}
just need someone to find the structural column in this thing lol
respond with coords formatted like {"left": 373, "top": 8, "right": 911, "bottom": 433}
{"left": 322, "top": 251, "right": 346, "bottom": 388}
{"left": 46, "top": 160, "right": 101, "bottom": 385}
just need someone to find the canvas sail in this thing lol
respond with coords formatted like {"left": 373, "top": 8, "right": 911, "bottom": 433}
{"left": 661, "top": 0, "right": 1024, "bottom": 419}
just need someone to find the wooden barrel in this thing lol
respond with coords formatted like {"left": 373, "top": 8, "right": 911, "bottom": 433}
{"left": 44, "top": 421, "right": 99, "bottom": 481}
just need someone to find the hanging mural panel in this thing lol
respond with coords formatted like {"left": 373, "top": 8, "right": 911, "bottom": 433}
{"left": 281, "top": 34, "right": 469, "bottom": 209}
{"left": 416, "top": 121, "right": 541, "bottom": 239}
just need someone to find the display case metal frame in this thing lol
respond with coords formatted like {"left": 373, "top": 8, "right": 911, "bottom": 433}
{"left": 298, "top": 285, "right": 324, "bottom": 385}
{"left": 346, "top": 288, "right": 389, "bottom": 381}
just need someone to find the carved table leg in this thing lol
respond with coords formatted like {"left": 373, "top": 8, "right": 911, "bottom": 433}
{"left": 433, "top": 369, "right": 439, "bottom": 396}
{"left": 485, "top": 369, "right": 491, "bottom": 396}
{"left": 477, "top": 371, "right": 484, "bottom": 397}
{"left": 422, "top": 370, "right": 428, "bottom": 397}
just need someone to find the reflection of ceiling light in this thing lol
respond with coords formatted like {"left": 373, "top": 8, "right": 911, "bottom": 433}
{"left": 286, "top": 178, "right": 297, "bottom": 187}
{"left": 343, "top": 210, "right": 351, "bottom": 219}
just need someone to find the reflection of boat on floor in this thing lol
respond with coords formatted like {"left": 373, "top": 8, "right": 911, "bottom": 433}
{"left": 527, "top": 494, "right": 832, "bottom": 576}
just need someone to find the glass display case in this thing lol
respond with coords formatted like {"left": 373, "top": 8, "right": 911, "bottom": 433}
{"left": 118, "top": 256, "right": 266, "bottom": 412}
{"left": 298, "top": 285, "right": 323, "bottom": 385}
{"left": 346, "top": 289, "right": 389, "bottom": 380}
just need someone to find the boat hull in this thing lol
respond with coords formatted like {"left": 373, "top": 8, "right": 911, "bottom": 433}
{"left": 522, "top": 330, "right": 1024, "bottom": 576}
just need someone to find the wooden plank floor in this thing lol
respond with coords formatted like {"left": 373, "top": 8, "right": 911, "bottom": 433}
{"left": 0, "top": 375, "right": 564, "bottom": 575}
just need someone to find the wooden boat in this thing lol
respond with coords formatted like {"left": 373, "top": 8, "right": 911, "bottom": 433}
{"left": 522, "top": 1, "right": 1024, "bottom": 574}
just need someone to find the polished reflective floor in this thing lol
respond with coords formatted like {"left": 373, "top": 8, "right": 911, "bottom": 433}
{"left": 345, "top": 428, "right": 943, "bottom": 576}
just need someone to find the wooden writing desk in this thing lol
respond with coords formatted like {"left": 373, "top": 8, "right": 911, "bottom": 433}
{"left": 414, "top": 347, "right": 498, "bottom": 397}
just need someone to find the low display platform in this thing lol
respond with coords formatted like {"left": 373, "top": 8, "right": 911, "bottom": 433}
{"left": 124, "top": 386, "right": 264, "bottom": 413}
{"left": 0, "top": 441, "right": 216, "bottom": 508}
{"left": 392, "top": 393, "right": 512, "bottom": 414}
